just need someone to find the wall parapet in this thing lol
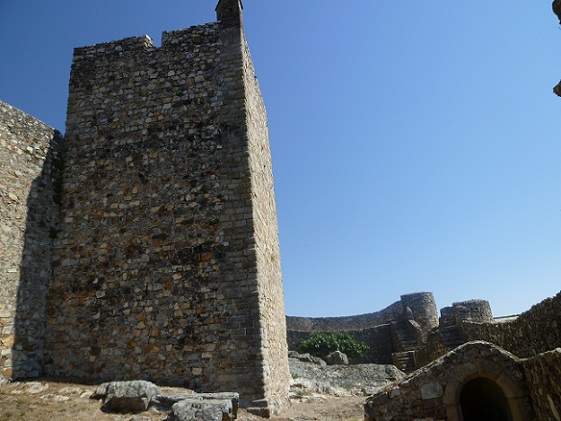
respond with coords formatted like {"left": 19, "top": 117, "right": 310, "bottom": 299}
{"left": 462, "top": 291, "right": 561, "bottom": 358}
{"left": 286, "top": 292, "right": 437, "bottom": 333}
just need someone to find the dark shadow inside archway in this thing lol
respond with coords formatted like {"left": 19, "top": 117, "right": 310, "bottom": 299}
{"left": 460, "top": 378, "right": 513, "bottom": 421}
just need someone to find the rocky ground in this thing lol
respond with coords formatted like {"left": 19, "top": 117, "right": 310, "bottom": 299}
{"left": 0, "top": 356, "right": 404, "bottom": 421}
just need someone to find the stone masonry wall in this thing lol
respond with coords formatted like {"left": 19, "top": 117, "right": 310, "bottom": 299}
{"left": 286, "top": 292, "right": 437, "bottom": 333}
{"left": 462, "top": 291, "right": 561, "bottom": 358}
{"left": 43, "top": 2, "right": 289, "bottom": 411}
{"left": 286, "top": 293, "right": 437, "bottom": 367}
{"left": 287, "top": 324, "right": 394, "bottom": 364}
{"left": 286, "top": 300, "right": 402, "bottom": 332}
{"left": 523, "top": 348, "right": 561, "bottom": 420}
{"left": 241, "top": 23, "right": 291, "bottom": 411}
{"left": 0, "top": 101, "right": 61, "bottom": 380}
{"left": 364, "top": 341, "right": 535, "bottom": 421}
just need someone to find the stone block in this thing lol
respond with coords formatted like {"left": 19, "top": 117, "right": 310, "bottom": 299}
{"left": 165, "top": 398, "right": 233, "bottom": 421}
{"left": 101, "top": 380, "right": 161, "bottom": 413}
{"left": 421, "top": 383, "right": 443, "bottom": 400}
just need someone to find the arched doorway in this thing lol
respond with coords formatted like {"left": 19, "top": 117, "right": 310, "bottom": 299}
{"left": 460, "top": 378, "right": 513, "bottom": 421}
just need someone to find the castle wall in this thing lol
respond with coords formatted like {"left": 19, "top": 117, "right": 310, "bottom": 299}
{"left": 0, "top": 101, "right": 61, "bottom": 380}
{"left": 286, "top": 300, "right": 402, "bottom": 332}
{"left": 241, "top": 25, "right": 291, "bottom": 410}
{"left": 364, "top": 341, "right": 535, "bottom": 421}
{"left": 286, "top": 293, "right": 437, "bottom": 333}
{"left": 287, "top": 324, "right": 394, "bottom": 364}
{"left": 523, "top": 348, "right": 561, "bottom": 420}
{"left": 461, "top": 292, "right": 561, "bottom": 358}
{"left": 286, "top": 293, "right": 437, "bottom": 367}
{"left": 43, "top": 3, "right": 289, "bottom": 411}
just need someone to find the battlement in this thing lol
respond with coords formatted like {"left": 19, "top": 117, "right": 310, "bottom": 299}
{"left": 72, "top": 22, "right": 226, "bottom": 63}
{"left": 72, "top": 35, "right": 156, "bottom": 61}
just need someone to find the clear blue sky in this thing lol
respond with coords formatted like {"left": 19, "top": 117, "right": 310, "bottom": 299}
{"left": 1, "top": 0, "right": 560, "bottom": 318}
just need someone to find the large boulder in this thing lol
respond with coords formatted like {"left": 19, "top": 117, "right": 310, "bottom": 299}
{"left": 92, "top": 380, "right": 160, "bottom": 413}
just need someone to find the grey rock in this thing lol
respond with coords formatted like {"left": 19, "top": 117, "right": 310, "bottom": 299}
{"left": 421, "top": 382, "right": 443, "bottom": 400}
{"left": 153, "top": 392, "right": 238, "bottom": 416}
{"left": 289, "top": 358, "right": 405, "bottom": 396}
{"left": 164, "top": 398, "right": 233, "bottom": 421}
{"left": 288, "top": 351, "right": 327, "bottom": 367}
{"left": 90, "top": 382, "right": 110, "bottom": 400}
{"left": 326, "top": 351, "right": 349, "bottom": 366}
{"left": 101, "top": 380, "right": 160, "bottom": 413}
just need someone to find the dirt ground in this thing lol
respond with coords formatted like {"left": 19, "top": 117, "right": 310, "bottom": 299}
{"left": 0, "top": 380, "right": 365, "bottom": 421}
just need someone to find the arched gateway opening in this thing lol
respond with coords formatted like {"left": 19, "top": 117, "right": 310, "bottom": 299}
{"left": 460, "top": 378, "right": 513, "bottom": 421}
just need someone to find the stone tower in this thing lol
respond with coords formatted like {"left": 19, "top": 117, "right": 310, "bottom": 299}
{"left": 43, "top": 0, "right": 290, "bottom": 413}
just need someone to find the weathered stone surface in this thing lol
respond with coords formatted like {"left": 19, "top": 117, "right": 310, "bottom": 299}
{"left": 523, "top": 348, "right": 561, "bottom": 420}
{"left": 0, "top": 101, "right": 62, "bottom": 380}
{"left": 165, "top": 398, "right": 233, "bottom": 421}
{"left": 420, "top": 382, "right": 443, "bottom": 400}
{"left": 24, "top": 0, "right": 290, "bottom": 414}
{"left": 326, "top": 351, "right": 349, "bottom": 366}
{"left": 90, "top": 382, "right": 110, "bottom": 400}
{"left": 288, "top": 351, "right": 327, "bottom": 367}
{"left": 287, "top": 293, "right": 439, "bottom": 368}
{"left": 0, "top": 1, "right": 290, "bottom": 412}
{"left": 102, "top": 381, "right": 160, "bottom": 413}
{"left": 289, "top": 357, "right": 404, "bottom": 396}
{"left": 153, "top": 391, "right": 239, "bottom": 416}
{"left": 364, "top": 341, "right": 535, "bottom": 421}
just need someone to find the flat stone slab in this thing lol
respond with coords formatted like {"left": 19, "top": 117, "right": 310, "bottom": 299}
{"left": 164, "top": 398, "right": 234, "bottom": 421}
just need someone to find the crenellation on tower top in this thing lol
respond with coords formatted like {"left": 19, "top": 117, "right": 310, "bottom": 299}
{"left": 72, "top": 35, "right": 155, "bottom": 61}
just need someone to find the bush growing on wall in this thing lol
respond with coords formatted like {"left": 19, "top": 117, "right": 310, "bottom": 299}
{"left": 299, "top": 331, "right": 369, "bottom": 359}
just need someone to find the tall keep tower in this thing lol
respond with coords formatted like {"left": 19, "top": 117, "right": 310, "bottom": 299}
{"left": 44, "top": 0, "right": 290, "bottom": 413}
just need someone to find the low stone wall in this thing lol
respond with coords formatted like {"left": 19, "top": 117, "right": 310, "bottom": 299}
{"left": 523, "top": 348, "right": 561, "bottom": 420}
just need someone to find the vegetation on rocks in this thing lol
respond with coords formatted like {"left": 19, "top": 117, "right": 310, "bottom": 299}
{"left": 299, "top": 331, "right": 369, "bottom": 359}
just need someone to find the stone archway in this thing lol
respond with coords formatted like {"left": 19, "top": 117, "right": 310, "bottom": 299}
{"left": 460, "top": 377, "right": 513, "bottom": 421}
{"left": 441, "top": 351, "right": 534, "bottom": 421}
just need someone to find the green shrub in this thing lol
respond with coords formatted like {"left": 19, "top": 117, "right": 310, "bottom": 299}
{"left": 298, "top": 331, "right": 368, "bottom": 359}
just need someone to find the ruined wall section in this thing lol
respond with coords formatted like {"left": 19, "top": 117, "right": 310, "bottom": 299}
{"left": 523, "top": 348, "right": 561, "bottom": 420}
{"left": 0, "top": 101, "right": 61, "bottom": 380}
{"left": 461, "top": 292, "right": 561, "bottom": 358}
{"left": 364, "top": 341, "right": 535, "bottom": 421}
{"left": 44, "top": 17, "right": 288, "bottom": 409}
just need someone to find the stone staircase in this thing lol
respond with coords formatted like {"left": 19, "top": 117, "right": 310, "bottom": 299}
{"left": 391, "top": 321, "right": 421, "bottom": 352}
{"left": 392, "top": 351, "right": 417, "bottom": 373}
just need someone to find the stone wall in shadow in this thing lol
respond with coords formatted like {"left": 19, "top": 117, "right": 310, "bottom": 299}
{"left": 0, "top": 100, "right": 63, "bottom": 380}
